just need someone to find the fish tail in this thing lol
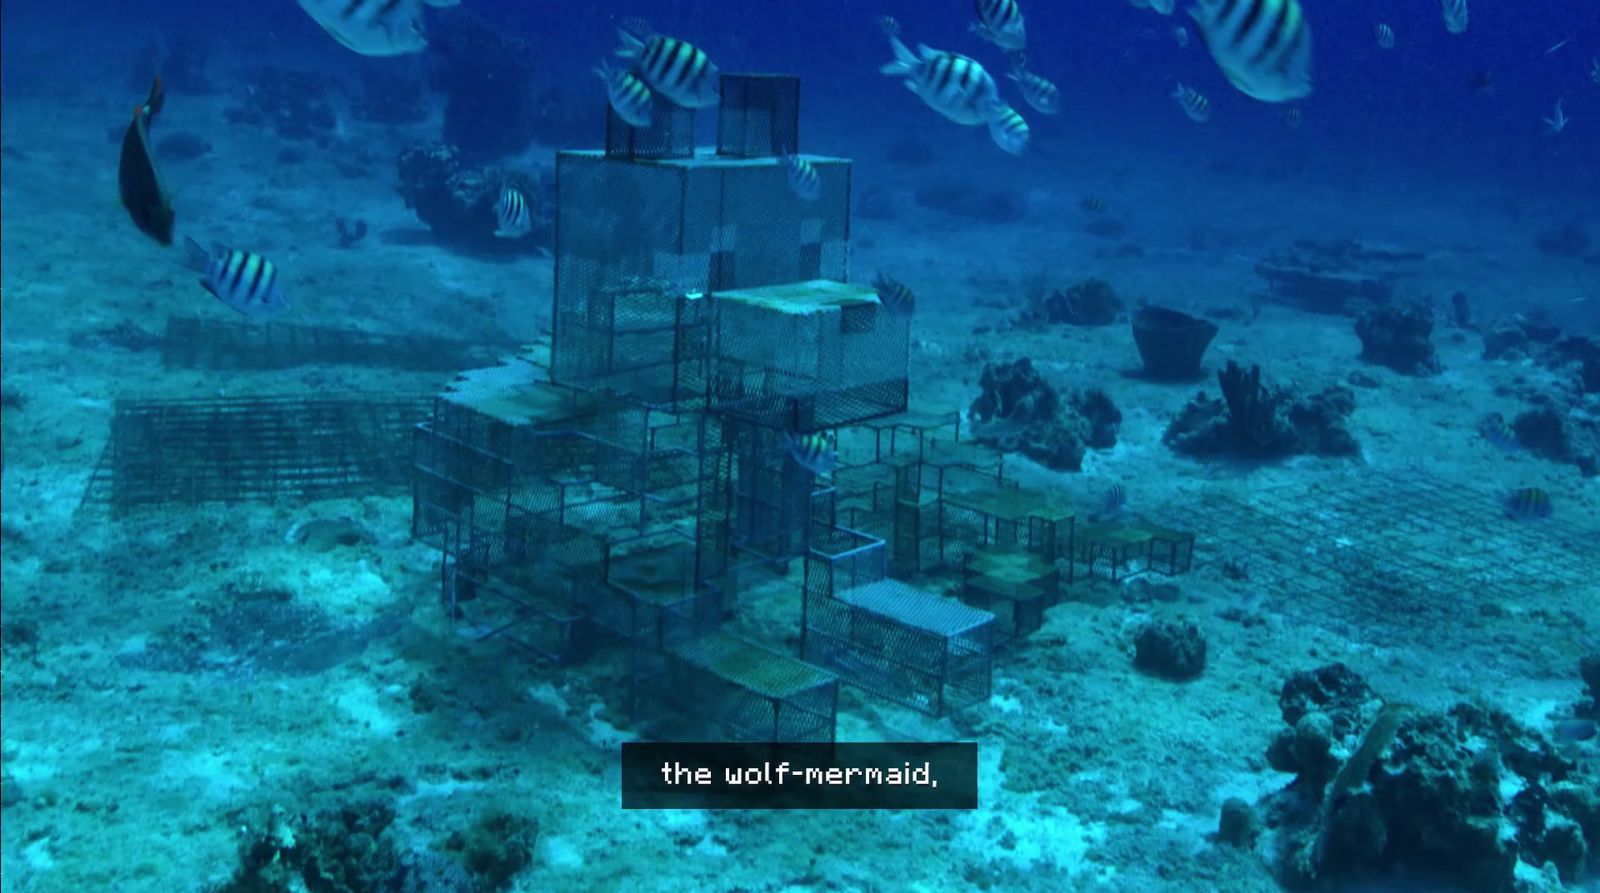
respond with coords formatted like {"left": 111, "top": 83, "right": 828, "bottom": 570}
{"left": 144, "top": 75, "right": 165, "bottom": 123}
{"left": 880, "top": 35, "right": 918, "bottom": 77}
{"left": 614, "top": 29, "right": 645, "bottom": 61}
{"left": 180, "top": 234, "right": 210, "bottom": 273}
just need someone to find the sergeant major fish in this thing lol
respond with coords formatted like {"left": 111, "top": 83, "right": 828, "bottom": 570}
{"left": 971, "top": 0, "right": 1026, "bottom": 52}
{"left": 878, "top": 17, "right": 1002, "bottom": 127}
{"left": 1008, "top": 65, "right": 1061, "bottom": 115}
{"left": 1128, "top": 0, "right": 1176, "bottom": 14}
{"left": 1374, "top": 23, "right": 1395, "bottom": 50}
{"left": 181, "top": 237, "right": 289, "bottom": 317}
{"left": 296, "top": 0, "right": 460, "bottom": 57}
{"left": 872, "top": 273, "right": 916, "bottom": 318}
{"left": 615, "top": 26, "right": 720, "bottom": 109}
{"left": 781, "top": 154, "right": 821, "bottom": 201}
{"left": 986, "top": 102, "right": 1030, "bottom": 154}
{"left": 1188, "top": 0, "right": 1312, "bottom": 102}
{"left": 1441, "top": 0, "right": 1468, "bottom": 35}
{"left": 783, "top": 431, "right": 839, "bottom": 476}
{"left": 495, "top": 185, "right": 533, "bottom": 239}
{"left": 1172, "top": 82, "right": 1211, "bottom": 122}
{"left": 595, "top": 62, "right": 653, "bottom": 128}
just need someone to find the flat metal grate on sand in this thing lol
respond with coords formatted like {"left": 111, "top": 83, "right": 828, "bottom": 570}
{"left": 1166, "top": 470, "right": 1598, "bottom": 648}
{"left": 160, "top": 315, "right": 511, "bottom": 372}
{"left": 83, "top": 394, "right": 432, "bottom": 509}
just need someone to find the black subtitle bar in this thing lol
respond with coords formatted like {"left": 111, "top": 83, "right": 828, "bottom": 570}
{"left": 620, "top": 742, "right": 977, "bottom": 809}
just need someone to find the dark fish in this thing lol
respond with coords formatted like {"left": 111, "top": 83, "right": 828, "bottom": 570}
{"left": 1101, "top": 483, "right": 1129, "bottom": 515}
{"left": 872, "top": 273, "right": 916, "bottom": 318}
{"left": 1478, "top": 414, "right": 1519, "bottom": 452}
{"left": 119, "top": 76, "right": 173, "bottom": 246}
{"left": 1503, "top": 487, "right": 1553, "bottom": 521}
{"left": 1080, "top": 196, "right": 1108, "bottom": 214}
{"left": 495, "top": 186, "right": 532, "bottom": 239}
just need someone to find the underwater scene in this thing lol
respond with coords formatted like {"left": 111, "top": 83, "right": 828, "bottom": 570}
{"left": 2, "top": 0, "right": 1598, "bottom": 890}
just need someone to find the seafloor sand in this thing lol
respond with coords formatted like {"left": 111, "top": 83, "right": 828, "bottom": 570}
{"left": 1, "top": 74, "right": 1596, "bottom": 893}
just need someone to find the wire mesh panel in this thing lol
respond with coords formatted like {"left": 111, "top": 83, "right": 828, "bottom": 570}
{"left": 592, "top": 529, "right": 720, "bottom": 648}
{"left": 803, "top": 525, "right": 888, "bottom": 607}
{"left": 605, "top": 101, "right": 696, "bottom": 160}
{"left": 711, "top": 280, "right": 910, "bottom": 431}
{"left": 716, "top": 74, "right": 800, "bottom": 158}
{"left": 802, "top": 577, "right": 994, "bottom": 716}
{"left": 1164, "top": 470, "right": 1600, "bottom": 659}
{"left": 160, "top": 315, "right": 507, "bottom": 372}
{"left": 632, "top": 631, "right": 839, "bottom": 742}
{"left": 721, "top": 416, "right": 816, "bottom": 562}
{"left": 84, "top": 394, "right": 430, "bottom": 510}
{"left": 552, "top": 150, "right": 851, "bottom": 394}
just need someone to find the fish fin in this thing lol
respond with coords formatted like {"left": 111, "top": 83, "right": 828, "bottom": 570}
{"left": 181, "top": 235, "right": 210, "bottom": 272}
{"left": 615, "top": 29, "right": 645, "bottom": 60}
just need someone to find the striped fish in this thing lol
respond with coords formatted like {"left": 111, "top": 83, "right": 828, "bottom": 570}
{"left": 782, "top": 431, "right": 839, "bottom": 475}
{"left": 495, "top": 185, "right": 532, "bottom": 239}
{"left": 781, "top": 154, "right": 820, "bottom": 201}
{"left": 1174, "top": 26, "right": 1191, "bottom": 47}
{"left": 879, "top": 31, "right": 1001, "bottom": 127}
{"left": 1503, "top": 487, "right": 1553, "bottom": 521}
{"left": 1188, "top": 0, "right": 1312, "bottom": 103}
{"left": 971, "top": 0, "right": 1026, "bottom": 52}
{"left": 615, "top": 28, "right": 720, "bottom": 109}
{"left": 986, "top": 102, "right": 1030, "bottom": 154}
{"left": 872, "top": 273, "right": 916, "bottom": 319}
{"left": 1281, "top": 106, "right": 1303, "bottom": 128}
{"left": 1172, "top": 82, "right": 1211, "bottom": 122}
{"left": 595, "top": 62, "right": 653, "bottom": 128}
{"left": 182, "top": 236, "right": 288, "bottom": 317}
{"left": 1477, "top": 414, "right": 1520, "bottom": 452}
{"left": 1008, "top": 66, "right": 1061, "bottom": 115}
{"left": 295, "top": 0, "right": 459, "bottom": 57}
{"left": 1374, "top": 23, "right": 1395, "bottom": 50}
{"left": 1441, "top": 0, "right": 1468, "bottom": 35}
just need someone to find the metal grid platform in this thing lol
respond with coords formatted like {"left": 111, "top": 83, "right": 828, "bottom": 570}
{"left": 83, "top": 394, "right": 430, "bottom": 510}
{"left": 632, "top": 631, "right": 839, "bottom": 742}
{"left": 1165, "top": 470, "right": 1599, "bottom": 651}
{"left": 802, "top": 574, "right": 995, "bottom": 716}
{"left": 160, "top": 315, "right": 507, "bottom": 372}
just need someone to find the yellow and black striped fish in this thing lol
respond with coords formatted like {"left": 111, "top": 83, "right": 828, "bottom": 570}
{"left": 1441, "top": 0, "right": 1468, "bottom": 35}
{"left": 972, "top": 0, "right": 1026, "bottom": 52}
{"left": 986, "top": 103, "right": 1030, "bottom": 154}
{"left": 1008, "top": 66, "right": 1061, "bottom": 115}
{"left": 182, "top": 236, "right": 289, "bottom": 317}
{"left": 615, "top": 28, "right": 720, "bottom": 109}
{"left": 1188, "top": 0, "right": 1312, "bottom": 103}
{"left": 782, "top": 154, "right": 821, "bottom": 201}
{"left": 872, "top": 273, "right": 916, "bottom": 319}
{"left": 595, "top": 61, "right": 653, "bottom": 127}
{"left": 1502, "top": 487, "right": 1552, "bottom": 521}
{"left": 1172, "top": 82, "right": 1210, "bottom": 122}
{"left": 880, "top": 26, "right": 1000, "bottom": 126}
{"left": 1374, "top": 23, "right": 1395, "bottom": 50}
{"left": 783, "top": 431, "right": 839, "bottom": 475}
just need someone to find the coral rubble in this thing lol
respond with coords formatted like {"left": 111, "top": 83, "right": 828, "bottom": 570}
{"left": 1255, "top": 239, "right": 1424, "bottom": 316}
{"left": 1132, "top": 618, "right": 1207, "bottom": 680}
{"left": 1257, "top": 663, "right": 1600, "bottom": 892}
{"left": 396, "top": 142, "right": 551, "bottom": 250}
{"left": 1027, "top": 277, "right": 1125, "bottom": 327}
{"left": 967, "top": 357, "right": 1121, "bottom": 471}
{"left": 1163, "top": 361, "right": 1359, "bottom": 459}
{"left": 1354, "top": 301, "right": 1441, "bottom": 375}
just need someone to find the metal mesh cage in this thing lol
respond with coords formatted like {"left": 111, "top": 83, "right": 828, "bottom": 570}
{"left": 551, "top": 150, "right": 851, "bottom": 394}
{"left": 710, "top": 280, "right": 910, "bottom": 431}
{"left": 716, "top": 74, "right": 800, "bottom": 158}
{"left": 605, "top": 101, "right": 696, "bottom": 161}
{"left": 721, "top": 416, "right": 816, "bottom": 562}
{"left": 83, "top": 394, "right": 429, "bottom": 510}
{"left": 161, "top": 315, "right": 506, "bottom": 372}
{"left": 632, "top": 631, "right": 839, "bottom": 742}
{"left": 802, "top": 577, "right": 994, "bottom": 716}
